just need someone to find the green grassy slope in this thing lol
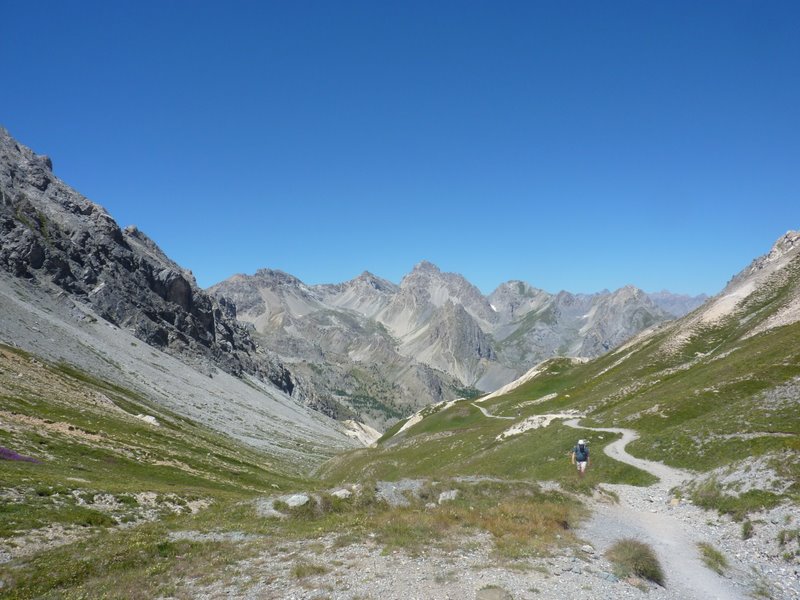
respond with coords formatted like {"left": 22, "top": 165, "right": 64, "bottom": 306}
{"left": 3, "top": 240, "right": 798, "bottom": 597}
{"left": 0, "top": 343, "right": 312, "bottom": 597}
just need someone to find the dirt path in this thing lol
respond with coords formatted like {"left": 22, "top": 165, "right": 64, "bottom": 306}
{"left": 563, "top": 419, "right": 692, "bottom": 489}
{"left": 565, "top": 419, "right": 748, "bottom": 600}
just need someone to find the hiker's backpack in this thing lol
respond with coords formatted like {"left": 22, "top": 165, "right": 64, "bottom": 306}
{"left": 574, "top": 444, "right": 589, "bottom": 461}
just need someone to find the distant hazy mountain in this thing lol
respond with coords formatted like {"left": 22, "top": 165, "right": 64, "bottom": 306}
{"left": 211, "top": 261, "right": 705, "bottom": 427}
{"left": 646, "top": 290, "right": 709, "bottom": 317}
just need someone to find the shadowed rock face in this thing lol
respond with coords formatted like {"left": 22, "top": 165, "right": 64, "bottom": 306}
{"left": 0, "top": 127, "right": 292, "bottom": 392}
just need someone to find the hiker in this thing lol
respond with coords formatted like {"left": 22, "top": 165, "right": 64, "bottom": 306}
{"left": 571, "top": 439, "right": 590, "bottom": 477}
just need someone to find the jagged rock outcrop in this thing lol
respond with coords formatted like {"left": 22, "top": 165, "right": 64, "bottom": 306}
{"left": 401, "top": 300, "right": 496, "bottom": 385}
{"left": 0, "top": 126, "right": 292, "bottom": 392}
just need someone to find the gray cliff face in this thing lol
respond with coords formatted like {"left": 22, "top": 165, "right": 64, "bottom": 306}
{"left": 575, "top": 286, "right": 670, "bottom": 356}
{"left": 400, "top": 300, "right": 496, "bottom": 385}
{"left": 0, "top": 127, "right": 293, "bottom": 393}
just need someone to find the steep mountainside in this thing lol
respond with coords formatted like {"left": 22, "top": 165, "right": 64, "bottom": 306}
{"left": 0, "top": 126, "right": 357, "bottom": 455}
{"left": 0, "top": 127, "right": 294, "bottom": 389}
{"left": 212, "top": 262, "right": 703, "bottom": 425}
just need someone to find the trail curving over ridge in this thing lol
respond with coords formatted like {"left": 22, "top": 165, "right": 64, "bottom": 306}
{"left": 470, "top": 402, "right": 515, "bottom": 419}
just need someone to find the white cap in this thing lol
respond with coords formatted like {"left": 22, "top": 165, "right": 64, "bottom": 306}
{"left": 578, "top": 439, "right": 586, "bottom": 445}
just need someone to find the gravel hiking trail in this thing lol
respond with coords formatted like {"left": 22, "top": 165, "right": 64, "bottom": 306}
{"left": 564, "top": 419, "right": 747, "bottom": 600}
{"left": 471, "top": 402, "right": 515, "bottom": 419}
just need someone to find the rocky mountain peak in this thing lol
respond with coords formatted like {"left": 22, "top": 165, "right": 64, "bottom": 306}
{"left": 352, "top": 270, "right": 398, "bottom": 292}
{"left": 411, "top": 260, "right": 441, "bottom": 274}
{"left": 767, "top": 230, "right": 800, "bottom": 261}
{"left": 400, "top": 261, "right": 498, "bottom": 324}
{"left": 495, "top": 280, "right": 539, "bottom": 295}
{"left": 253, "top": 268, "right": 304, "bottom": 287}
{"left": 612, "top": 285, "right": 647, "bottom": 301}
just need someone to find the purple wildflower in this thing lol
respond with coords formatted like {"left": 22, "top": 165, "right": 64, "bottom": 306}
{"left": 0, "top": 446, "right": 41, "bottom": 463}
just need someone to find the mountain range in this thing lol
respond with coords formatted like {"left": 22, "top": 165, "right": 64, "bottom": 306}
{"left": 329, "top": 227, "right": 800, "bottom": 508}
{"left": 210, "top": 263, "right": 706, "bottom": 427}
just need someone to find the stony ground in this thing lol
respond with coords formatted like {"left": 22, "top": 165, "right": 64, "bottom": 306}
{"left": 167, "top": 487, "right": 797, "bottom": 600}
{"left": 175, "top": 529, "right": 665, "bottom": 600}
{"left": 583, "top": 484, "right": 799, "bottom": 600}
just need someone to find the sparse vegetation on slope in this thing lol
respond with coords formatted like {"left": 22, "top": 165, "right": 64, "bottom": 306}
{"left": 258, "top": 479, "right": 585, "bottom": 560}
{"left": 344, "top": 260, "right": 799, "bottom": 505}
{"left": 320, "top": 397, "right": 656, "bottom": 488}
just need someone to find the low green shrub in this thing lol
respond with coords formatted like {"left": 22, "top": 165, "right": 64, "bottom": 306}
{"left": 777, "top": 528, "right": 799, "bottom": 546}
{"left": 690, "top": 479, "right": 781, "bottom": 521}
{"left": 606, "top": 538, "right": 664, "bottom": 586}
{"left": 77, "top": 510, "right": 116, "bottom": 528}
{"left": 290, "top": 561, "right": 329, "bottom": 578}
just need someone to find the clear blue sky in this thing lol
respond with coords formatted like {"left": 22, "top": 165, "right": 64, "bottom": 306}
{"left": 2, "top": 1, "right": 798, "bottom": 296}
